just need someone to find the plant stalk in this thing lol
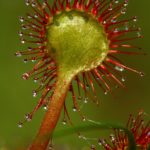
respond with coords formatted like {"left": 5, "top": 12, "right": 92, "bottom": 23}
{"left": 28, "top": 75, "right": 72, "bottom": 150}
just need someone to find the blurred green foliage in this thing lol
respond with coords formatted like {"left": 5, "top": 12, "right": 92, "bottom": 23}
{"left": 0, "top": 0, "right": 149, "bottom": 149}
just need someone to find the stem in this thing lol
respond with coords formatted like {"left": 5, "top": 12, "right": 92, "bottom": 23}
{"left": 28, "top": 75, "right": 72, "bottom": 150}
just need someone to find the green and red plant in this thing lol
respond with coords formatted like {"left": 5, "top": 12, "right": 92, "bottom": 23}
{"left": 99, "top": 111, "right": 150, "bottom": 150}
{"left": 15, "top": 0, "right": 146, "bottom": 149}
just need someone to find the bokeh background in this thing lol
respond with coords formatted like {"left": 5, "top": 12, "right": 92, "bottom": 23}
{"left": 0, "top": 0, "right": 149, "bottom": 149}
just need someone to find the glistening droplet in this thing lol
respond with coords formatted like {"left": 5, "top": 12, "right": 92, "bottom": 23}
{"left": 62, "top": 119, "right": 67, "bottom": 125}
{"left": 43, "top": 105, "right": 48, "bottom": 111}
{"left": 72, "top": 107, "right": 77, "bottom": 112}
{"left": 140, "top": 72, "right": 145, "bottom": 77}
{"left": 15, "top": 51, "right": 22, "bottom": 57}
{"left": 84, "top": 97, "right": 88, "bottom": 103}
{"left": 115, "top": 66, "right": 124, "bottom": 72}
{"left": 25, "top": 113, "right": 32, "bottom": 122}
{"left": 91, "top": 145, "right": 96, "bottom": 150}
{"left": 18, "top": 122, "right": 23, "bottom": 128}
{"left": 22, "top": 73, "right": 29, "bottom": 80}
{"left": 33, "top": 90, "right": 37, "bottom": 97}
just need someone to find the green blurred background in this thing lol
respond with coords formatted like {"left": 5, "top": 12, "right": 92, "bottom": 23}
{"left": 0, "top": 0, "right": 149, "bottom": 149}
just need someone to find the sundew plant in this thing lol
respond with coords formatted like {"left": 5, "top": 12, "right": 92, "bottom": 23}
{"left": 14, "top": 0, "right": 150, "bottom": 150}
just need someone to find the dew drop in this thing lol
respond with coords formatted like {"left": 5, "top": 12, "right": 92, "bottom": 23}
{"left": 78, "top": 134, "right": 86, "bottom": 140}
{"left": 32, "top": 25, "right": 36, "bottom": 28}
{"left": 111, "top": 18, "right": 117, "bottom": 23}
{"left": 133, "top": 16, "right": 137, "bottom": 22}
{"left": 46, "top": 86, "right": 51, "bottom": 91}
{"left": 18, "top": 31, "right": 23, "bottom": 37}
{"left": 125, "top": 25, "right": 129, "bottom": 31}
{"left": 72, "top": 107, "right": 77, "bottom": 112}
{"left": 28, "top": 47, "right": 33, "bottom": 51}
{"left": 15, "top": 51, "right": 22, "bottom": 57}
{"left": 98, "top": 139, "right": 105, "bottom": 146}
{"left": 29, "top": 33, "right": 34, "bottom": 38}
{"left": 43, "top": 2, "right": 47, "bottom": 7}
{"left": 18, "top": 122, "right": 23, "bottom": 128}
{"left": 138, "top": 27, "right": 141, "bottom": 31}
{"left": 31, "top": 2, "right": 36, "bottom": 7}
{"left": 121, "top": 77, "right": 126, "bottom": 82}
{"left": 124, "top": 0, "right": 128, "bottom": 7}
{"left": 82, "top": 116, "right": 86, "bottom": 122}
{"left": 98, "top": 140, "right": 102, "bottom": 146}
{"left": 34, "top": 14, "right": 38, "bottom": 18}
{"left": 80, "top": 135, "right": 87, "bottom": 140}
{"left": 102, "top": 20, "right": 107, "bottom": 25}
{"left": 78, "top": 96, "right": 82, "bottom": 100}
{"left": 40, "top": 81, "right": 44, "bottom": 86}
{"left": 22, "top": 25, "right": 27, "bottom": 30}
{"left": 104, "top": 91, "right": 108, "bottom": 95}
{"left": 62, "top": 119, "right": 67, "bottom": 125}
{"left": 121, "top": 8, "right": 126, "bottom": 14}
{"left": 23, "top": 58, "right": 28, "bottom": 63}
{"left": 43, "top": 104, "right": 48, "bottom": 111}
{"left": 140, "top": 72, "right": 145, "bottom": 77}
{"left": 110, "top": 134, "right": 115, "bottom": 142}
{"left": 27, "top": 14, "right": 32, "bottom": 19}
{"left": 19, "top": 16, "right": 25, "bottom": 22}
{"left": 114, "top": 0, "right": 119, "bottom": 4}
{"left": 25, "top": 113, "right": 32, "bottom": 122}
{"left": 33, "top": 77, "right": 38, "bottom": 83}
{"left": 78, "top": 134, "right": 82, "bottom": 139}
{"left": 84, "top": 97, "right": 88, "bottom": 103}
{"left": 137, "top": 32, "right": 142, "bottom": 38}
{"left": 119, "top": 129, "right": 124, "bottom": 132}
{"left": 21, "top": 39, "right": 25, "bottom": 44}
{"left": 91, "top": 145, "right": 96, "bottom": 150}
{"left": 25, "top": 0, "right": 30, "bottom": 6}
{"left": 113, "top": 28, "right": 119, "bottom": 33}
{"left": 96, "top": 77, "right": 100, "bottom": 80}
{"left": 86, "top": 85, "right": 90, "bottom": 90}
{"left": 33, "top": 90, "right": 37, "bottom": 97}
{"left": 48, "top": 144, "right": 53, "bottom": 150}
{"left": 108, "top": 6, "right": 112, "bottom": 11}
{"left": 115, "top": 66, "right": 124, "bottom": 72}
{"left": 31, "top": 57, "right": 36, "bottom": 62}
{"left": 22, "top": 73, "right": 29, "bottom": 80}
